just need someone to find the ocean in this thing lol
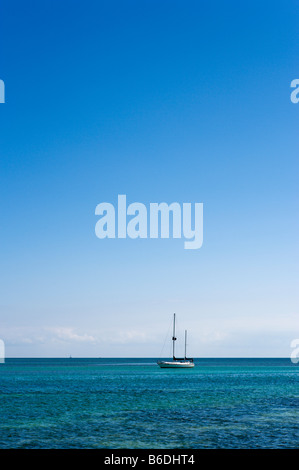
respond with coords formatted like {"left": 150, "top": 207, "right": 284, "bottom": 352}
{"left": 0, "top": 358, "right": 298, "bottom": 449}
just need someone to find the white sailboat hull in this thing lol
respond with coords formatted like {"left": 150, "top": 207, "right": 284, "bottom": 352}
{"left": 157, "top": 360, "right": 194, "bottom": 368}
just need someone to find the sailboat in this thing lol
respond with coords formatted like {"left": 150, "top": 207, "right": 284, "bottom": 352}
{"left": 157, "top": 314, "right": 195, "bottom": 368}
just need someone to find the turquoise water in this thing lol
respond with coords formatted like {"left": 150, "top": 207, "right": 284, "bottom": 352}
{"left": 0, "top": 358, "right": 298, "bottom": 449}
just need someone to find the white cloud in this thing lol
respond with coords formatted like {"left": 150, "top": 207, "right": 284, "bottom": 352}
{"left": 46, "top": 327, "right": 96, "bottom": 343}
{"left": 1, "top": 326, "right": 96, "bottom": 346}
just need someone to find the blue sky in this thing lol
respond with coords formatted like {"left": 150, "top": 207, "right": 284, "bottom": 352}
{"left": 0, "top": 0, "right": 298, "bottom": 357}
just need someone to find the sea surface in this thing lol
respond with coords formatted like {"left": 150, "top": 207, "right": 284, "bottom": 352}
{"left": 0, "top": 358, "right": 298, "bottom": 449}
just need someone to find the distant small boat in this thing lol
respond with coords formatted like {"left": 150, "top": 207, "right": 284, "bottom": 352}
{"left": 157, "top": 314, "right": 194, "bottom": 368}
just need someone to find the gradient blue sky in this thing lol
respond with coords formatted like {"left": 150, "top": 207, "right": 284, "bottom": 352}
{"left": 0, "top": 0, "right": 298, "bottom": 357}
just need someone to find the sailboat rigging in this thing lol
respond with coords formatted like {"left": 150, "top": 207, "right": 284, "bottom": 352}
{"left": 157, "top": 314, "right": 195, "bottom": 368}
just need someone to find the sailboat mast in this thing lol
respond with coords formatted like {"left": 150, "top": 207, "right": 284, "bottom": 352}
{"left": 172, "top": 313, "right": 177, "bottom": 359}
{"left": 184, "top": 330, "right": 187, "bottom": 360}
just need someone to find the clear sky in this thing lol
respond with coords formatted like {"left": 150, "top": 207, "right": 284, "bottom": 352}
{"left": 0, "top": 0, "right": 298, "bottom": 357}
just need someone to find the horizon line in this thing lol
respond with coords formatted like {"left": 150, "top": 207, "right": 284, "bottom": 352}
{"left": 2, "top": 356, "right": 292, "bottom": 360}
